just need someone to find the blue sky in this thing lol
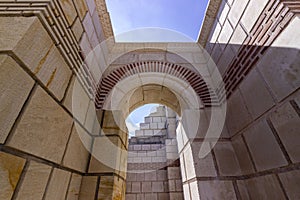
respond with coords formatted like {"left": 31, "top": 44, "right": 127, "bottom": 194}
{"left": 106, "top": 0, "right": 210, "bottom": 41}
{"left": 126, "top": 104, "right": 159, "bottom": 137}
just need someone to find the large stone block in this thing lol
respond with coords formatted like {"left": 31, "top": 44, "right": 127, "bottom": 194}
{"left": 79, "top": 176, "right": 98, "bottom": 199}
{"left": 4, "top": 16, "right": 72, "bottom": 100}
{"left": 66, "top": 173, "right": 82, "bottom": 200}
{"left": 0, "top": 152, "right": 26, "bottom": 200}
{"left": 0, "top": 17, "right": 36, "bottom": 51}
{"left": 243, "top": 120, "right": 288, "bottom": 171}
{"left": 228, "top": 0, "right": 249, "bottom": 26}
{"left": 62, "top": 125, "right": 91, "bottom": 172}
{"left": 0, "top": 55, "right": 34, "bottom": 143}
{"left": 231, "top": 135, "right": 255, "bottom": 175}
{"left": 270, "top": 102, "right": 300, "bottom": 163}
{"left": 240, "top": 0, "right": 269, "bottom": 32}
{"left": 279, "top": 170, "right": 300, "bottom": 199}
{"left": 198, "top": 180, "right": 236, "bottom": 200}
{"left": 15, "top": 161, "right": 51, "bottom": 200}
{"left": 239, "top": 69, "right": 275, "bottom": 119}
{"left": 73, "top": 0, "right": 88, "bottom": 20}
{"left": 44, "top": 168, "right": 71, "bottom": 200}
{"left": 214, "top": 142, "right": 241, "bottom": 176}
{"left": 58, "top": 0, "right": 77, "bottom": 25}
{"left": 226, "top": 89, "right": 252, "bottom": 136}
{"left": 7, "top": 87, "right": 73, "bottom": 163}
{"left": 237, "top": 175, "right": 285, "bottom": 199}
{"left": 257, "top": 17, "right": 300, "bottom": 102}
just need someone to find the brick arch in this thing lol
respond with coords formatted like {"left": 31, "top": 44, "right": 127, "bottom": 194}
{"left": 95, "top": 61, "right": 219, "bottom": 109}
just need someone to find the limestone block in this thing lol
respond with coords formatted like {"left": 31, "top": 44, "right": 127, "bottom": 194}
{"left": 169, "top": 180, "right": 176, "bottom": 191}
{"left": 216, "top": 45, "right": 235, "bottom": 75}
{"left": 279, "top": 170, "right": 300, "bottom": 199}
{"left": 243, "top": 120, "right": 288, "bottom": 171}
{"left": 183, "top": 184, "right": 191, "bottom": 200}
{"left": 72, "top": 17, "right": 84, "bottom": 42}
{"left": 84, "top": 100, "right": 98, "bottom": 134}
{"left": 226, "top": 89, "right": 252, "bottom": 136}
{"left": 231, "top": 135, "right": 255, "bottom": 175}
{"left": 209, "top": 21, "right": 222, "bottom": 44}
{"left": 0, "top": 55, "right": 34, "bottom": 143}
{"left": 183, "top": 145, "right": 196, "bottom": 180}
{"left": 44, "top": 168, "right": 71, "bottom": 200}
{"left": 158, "top": 193, "right": 169, "bottom": 200}
{"left": 35, "top": 44, "right": 72, "bottom": 100}
{"left": 190, "top": 142, "right": 217, "bottom": 177}
{"left": 145, "top": 193, "right": 157, "bottom": 200}
{"left": 9, "top": 17, "right": 71, "bottom": 100}
{"left": 0, "top": 17, "right": 36, "bottom": 51}
{"left": 62, "top": 126, "right": 90, "bottom": 172}
{"left": 88, "top": 136, "right": 122, "bottom": 173}
{"left": 228, "top": 0, "right": 249, "bottom": 26}
{"left": 257, "top": 17, "right": 300, "bottom": 101}
{"left": 169, "top": 192, "right": 184, "bottom": 200}
{"left": 0, "top": 152, "right": 26, "bottom": 200}
{"left": 152, "top": 181, "right": 164, "bottom": 192}
{"left": 73, "top": 0, "right": 88, "bottom": 20}
{"left": 85, "top": 0, "right": 96, "bottom": 14}
{"left": 150, "top": 123, "right": 158, "bottom": 129}
{"left": 241, "top": 0, "right": 269, "bottom": 32}
{"left": 237, "top": 175, "right": 285, "bottom": 199}
{"left": 239, "top": 69, "right": 275, "bottom": 119}
{"left": 66, "top": 173, "right": 82, "bottom": 200}
{"left": 126, "top": 194, "right": 136, "bottom": 200}
{"left": 270, "top": 102, "right": 300, "bottom": 163}
{"left": 142, "top": 182, "right": 151, "bottom": 192}
{"left": 140, "top": 123, "right": 150, "bottom": 129}
{"left": 218, "top": 20, "right": 233, "bottom": 48}
{"left": 139, "top": 53, "right": 165, "bottom": 62}
{"left": 218, "top": 1, "right": 230, "bottom": 25}
{"left": 15, "top": 161, "right": 51, "bottom": 200}
{"left": 153, "top": 117, "right": 162, "bottom": 123}
{"left": 190, "top": 181, "right": 200, "bottom": 200}
{"left": 131, "top": 182, "right": 141, "bottom": 193}
{"left": 229, "top": 24, "right": 247, "bottom": 53}
{"left": 145, "top": 171, "right": 157, "bottom": 181}
{"left": 168, "top": 167, "right": 181, "bottom": 180}
{"left": 214, "top": 142, "right": 241, "bottom": 176}
{"left": 79, "top": 33, "right": 92, "bottom": 58}
{"left": 59, "top": 0, "right": 77, "bottom": 25}
{"left": 198, "top": 180, "right": 236, "bottom": 200}
{"left": 83, "top": 12, "right": 95, "bottom": 40}
{"left": 79, "top": 176, "right": 98, "bottom": 199}
{"left": 7, "top": 87, "right": 73, "bottom": 163}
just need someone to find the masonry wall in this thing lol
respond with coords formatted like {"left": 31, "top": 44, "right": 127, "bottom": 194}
{"left": 192, "top": 0, "right": 300, "bottom": 199}
{"left": 126, "top": 106, "right": 184, "bottom": 200}
{"left": 0, "top": 0, "right": 124, "bottom": 199}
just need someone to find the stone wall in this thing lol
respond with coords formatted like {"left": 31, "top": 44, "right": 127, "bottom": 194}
{"left": 126, "top": 106, "right": 184, "bottom": 200}
{"left": 192, "top": 0, "right": 300, "bottom": 199}
{"left": 0, "top": 0, "right": 122, "bottom": 199}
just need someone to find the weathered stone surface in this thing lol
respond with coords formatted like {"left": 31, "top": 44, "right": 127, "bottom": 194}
{"left": 198, "top": 180, "right": 236, "bottom": 200}
{"left": 44, "top": 168, "right": 71, "bottom": 200}
{"left": 239, "top": 69, "right": 275, "bottom": 119}
{"left": 238, "top": 175, "right": 285, "bottom": 199}
{"left": 228, "top": 0, "right": 249, "bottom": 26}
{"left": 0, "top": 152, "right": 26, "bottom": 200}
{"left": 7, "top": 87, "right": 73, "bottom": 163}
{"left": 79, "top": 176, "right": 98, "bottom": 199}
{"left": 62, "top": 126, "right": 90, "bottom": 173}
{"left": 226, "top": 89, "right": 252, "bottom": 136}
{"left": 270, "top": 102, "right": 300, "bottom": 163}
{"left": 15, "top": 161, "right": 51, "bottom": 200}
{"left": 0, "top": 55, "right": 34, "bottom": 143}
{"left": 241, "top": 0, "right": 269, "bottom": 32}
{"left": 232, "top": 135, "right": 255, "bottom": 175}
{"left": 73, "top": 0, "right": 88, "bottom": 20}
{"left": 72, "top": 17, "right": 84, "bottom": 42}
{"left": 244, "top": 120, "right": 288, "bottom": 171}
{"left": 257, "top": 17, "right": 300, "bottom": 101}
{"left": 4, "top": 16, "right": 72, "bottom": 100}
{"left": 0, "top": 17, "right": 36, "bottom": 51}
{"left": 66, "top": 173, "right": 82, "bottom": 200}
{"left": 58, "top": 0, "right": 77, "bottom": 25}
{"left": 214, "top": 142, "right": 241, "bottom": 176}
{"left": 279, "top": 170, "right": 300, "bottom": 199}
